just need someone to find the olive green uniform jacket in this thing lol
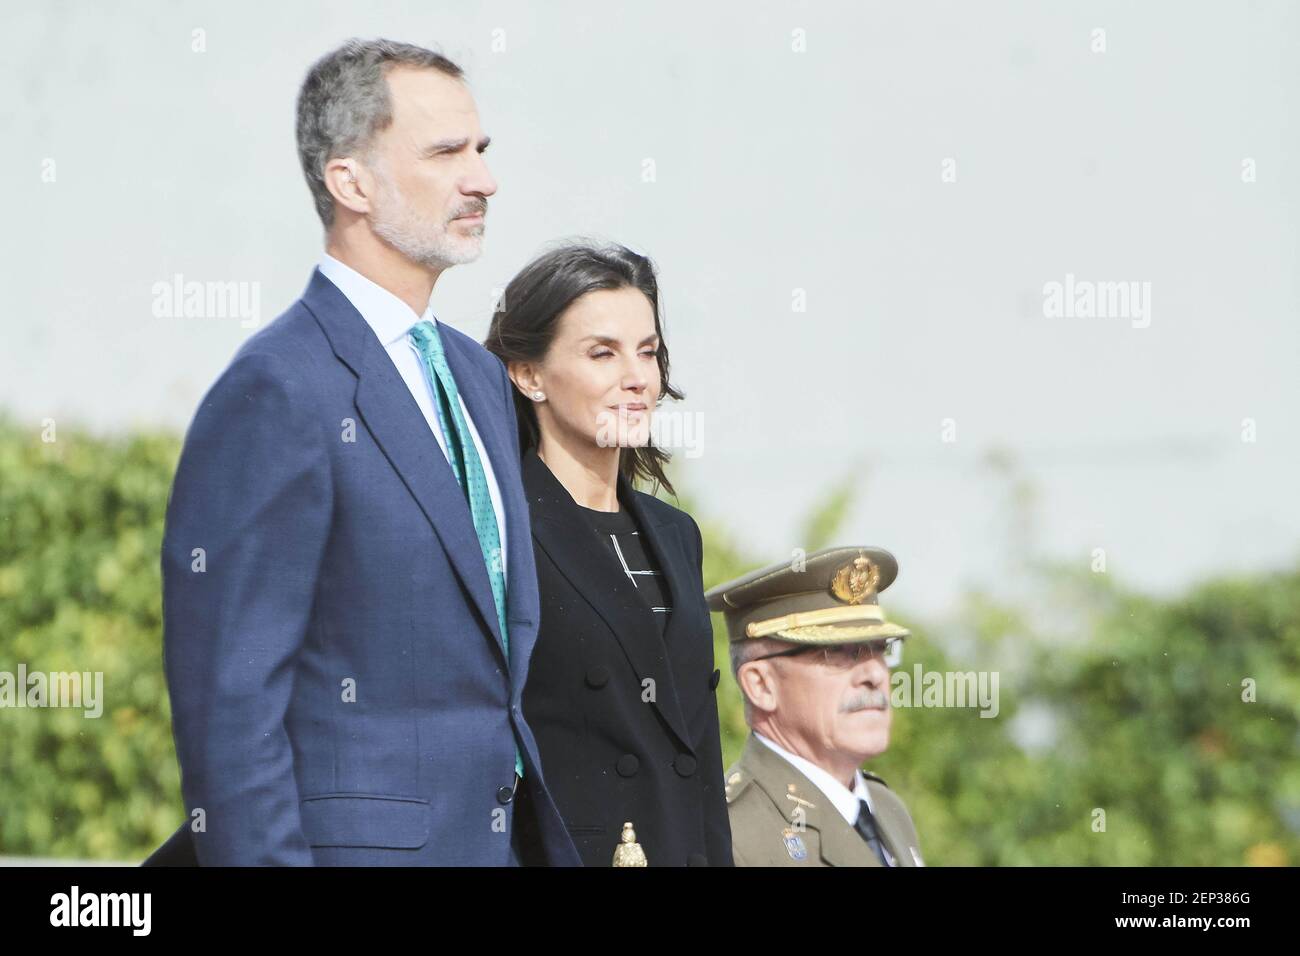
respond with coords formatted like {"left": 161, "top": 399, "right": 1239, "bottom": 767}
{"left": 725, "top": 733, "right": 923, "bottom": 867}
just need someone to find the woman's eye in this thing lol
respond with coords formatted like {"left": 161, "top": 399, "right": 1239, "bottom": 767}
{"left": 591, "top": 350, "right": 613, "bottom": 359}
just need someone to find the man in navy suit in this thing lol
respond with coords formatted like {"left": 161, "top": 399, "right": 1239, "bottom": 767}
{"left": 153, "top": 38, "right": 579, "bottom": 866}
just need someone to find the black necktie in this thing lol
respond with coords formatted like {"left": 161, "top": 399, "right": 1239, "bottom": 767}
{"left": 854, "top": 799, "right": 891, "bottom": 866}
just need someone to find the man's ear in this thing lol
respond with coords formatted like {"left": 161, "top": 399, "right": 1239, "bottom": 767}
{"left": 324, "top": 157, "right": 373, "bottom": 217}
{"left": 737, "top": 660, "right": 777, "bottom": 715}
{"left": 507, "top": 360, "right": 541, "bottom": 399}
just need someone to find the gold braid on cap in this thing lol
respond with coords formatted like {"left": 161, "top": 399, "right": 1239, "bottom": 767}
{"left": 746, "top": 604, "right": 885, "bottom": 638}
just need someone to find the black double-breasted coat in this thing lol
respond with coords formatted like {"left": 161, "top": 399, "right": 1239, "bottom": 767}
{"left": 520, "top": 447, "right": 734, "bottom": 866}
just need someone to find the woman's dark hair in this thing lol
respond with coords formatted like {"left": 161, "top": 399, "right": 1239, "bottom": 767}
{"left": 485, "top": 240, "right": 683, "bottom": 496}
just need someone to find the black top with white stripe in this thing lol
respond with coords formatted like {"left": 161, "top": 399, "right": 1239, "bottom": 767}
{"left": 577, "top": 502, "right": 672, "bottom": 637}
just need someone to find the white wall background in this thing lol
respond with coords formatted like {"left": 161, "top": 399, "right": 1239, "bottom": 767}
{"left": 3, "top": 0, "right": 1297, "bottom": 616}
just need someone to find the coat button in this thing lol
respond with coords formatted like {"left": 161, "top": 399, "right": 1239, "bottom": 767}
{"left": 496, "top": 786, "right": 514, "bottom": 805}
{"left": 708, "top": 668, "right": 721, "bottom": 690}
{"left": 687, "top": 852, "right": 708, "bottom": 866}
{"left": 674, "top": 753, "right": 698, "bottom": 777}
{"left": 616, "top": 754, "right": 640, "bottom": 777}
{"left": 585, "top": 665, "right": 611, "bottom": 689}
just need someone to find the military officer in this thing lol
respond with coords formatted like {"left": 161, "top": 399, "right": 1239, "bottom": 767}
{"left": 705, "top": 546, "right": 924, "bottom": 867}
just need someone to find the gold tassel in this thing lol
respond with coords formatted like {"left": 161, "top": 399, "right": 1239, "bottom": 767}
{"left": 612, "top": 821, "right": 647, "bottom": 867}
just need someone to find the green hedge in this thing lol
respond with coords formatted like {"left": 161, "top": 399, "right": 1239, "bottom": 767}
{"left": 1, "top": 414, "right": 1296, "bottom": 864}
{"left": 0, "top": 414, "right": 181, "bottom": 859}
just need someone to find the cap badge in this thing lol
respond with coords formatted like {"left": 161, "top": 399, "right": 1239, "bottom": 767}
{"left": 830, "top": 552, "right": 879, "bottom": 605}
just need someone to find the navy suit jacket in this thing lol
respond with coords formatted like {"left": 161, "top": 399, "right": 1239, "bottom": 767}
{"left": 157, "top": 267, "right": 581, "bottom": 866}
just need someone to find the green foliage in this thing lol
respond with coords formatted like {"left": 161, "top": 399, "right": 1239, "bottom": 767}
{"left": 676, "top": 463, "right": 1300, "bottom": 867}
{"left": 2, "top": 417, "right": 1296, "bottom": 865}
{"left": 0, "top": 414, "right": 182, "bottom": 859}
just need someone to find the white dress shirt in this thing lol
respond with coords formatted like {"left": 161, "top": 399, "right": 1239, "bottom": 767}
{"left": 317, "top": 253, "right": 508, "bottom": 585}
{"left": 754, "top": 731, "right": 895, "bottom": 865}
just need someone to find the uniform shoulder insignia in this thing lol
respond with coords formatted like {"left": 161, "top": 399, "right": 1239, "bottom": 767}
{"left": 724, "top": 768, "right": 752, "bottom": 805}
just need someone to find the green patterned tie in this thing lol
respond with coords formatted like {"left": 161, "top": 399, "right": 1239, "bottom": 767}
{"left": 409, "top": 319, "right": 523, "bottom": 779}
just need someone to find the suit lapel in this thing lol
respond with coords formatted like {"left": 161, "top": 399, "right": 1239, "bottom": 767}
{"left": 621, "top": 487, "right": 694, "bottom": 661}
{"left": 863, "top": 780, "right": 915, "bottom": 867}
{"left": 302, "top": 269, "right": 506, "bottom": 668}
{"left": 523, "top": 449, "right": 692, "bottom": 749}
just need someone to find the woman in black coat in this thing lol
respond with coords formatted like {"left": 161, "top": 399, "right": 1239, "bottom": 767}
{"left": 486, "top": 242, "right": 732, "bottom": 867}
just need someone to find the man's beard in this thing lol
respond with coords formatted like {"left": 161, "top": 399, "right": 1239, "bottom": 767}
{"left": 369, "top": 173, "right": 485, "bottom": 269}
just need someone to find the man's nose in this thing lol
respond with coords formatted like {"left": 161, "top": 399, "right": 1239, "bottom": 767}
{"left": 858, "top": 656, "right": 890, "bottom": 688}
{"left": 463, "top": 152, "right": 497, "bottom": 199}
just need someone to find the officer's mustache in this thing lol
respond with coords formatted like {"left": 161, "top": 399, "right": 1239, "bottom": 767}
{"left": 840, "top": 688, "right": 890, "bottom": 713}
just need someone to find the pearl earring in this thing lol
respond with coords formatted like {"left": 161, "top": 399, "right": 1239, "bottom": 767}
{"left": 532, "top": 390, "right": 545, "bottom": 401}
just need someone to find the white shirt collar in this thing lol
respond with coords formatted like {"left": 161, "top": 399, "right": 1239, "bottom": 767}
{"left": 754, "top": 731, "right": 875, "bottom": 826}
{"left": 317, "top": 252, "right": 436, "bottom": 348}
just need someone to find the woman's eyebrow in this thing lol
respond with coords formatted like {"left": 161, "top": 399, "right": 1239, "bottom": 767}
{"left": 580, "top": 333, "right": 660, "bottom": 347}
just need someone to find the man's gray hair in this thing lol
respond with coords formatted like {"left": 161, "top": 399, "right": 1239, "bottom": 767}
{"left": 729, "top": 635, "right": 792, "bottom": 724}
{"left": 296, "top": 38, "right": 464, "bottom": 228}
